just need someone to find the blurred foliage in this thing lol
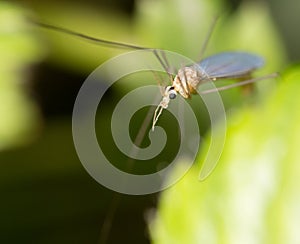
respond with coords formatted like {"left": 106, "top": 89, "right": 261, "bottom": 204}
{"left": 0, "top": 0, "right": 297, "bottom": 243}
{"left": 149, "top": 67, "right": 300, "bottom": 243}
{"left": 135, "top": 0, "right": 286, "bottom": 71}
{"left": 0, "top": 2, "right": 44, "bottom": 150}
{"left": 268, "top": 0, "right": 300, "bottom": 62}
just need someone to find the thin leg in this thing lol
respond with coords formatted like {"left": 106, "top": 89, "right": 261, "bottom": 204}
{"left": 153, "top": 49, "right": 173, "bottom": 83}
{"left": 151, "top": 70, "right": 166, "bottom": 95}
{"left": 200, "top": 73, "right": 278, "bottom": 94}
{"left": 198, "top": 15, "right": 219, "bottom": 61}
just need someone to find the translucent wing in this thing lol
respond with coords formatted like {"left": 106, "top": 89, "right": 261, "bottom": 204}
{"left": 199, "top": 52, "right": 264, "bottom": 79}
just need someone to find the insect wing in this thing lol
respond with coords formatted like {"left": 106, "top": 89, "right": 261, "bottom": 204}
{"left": 199, "top": 52, "right": 264, "bottom": 79}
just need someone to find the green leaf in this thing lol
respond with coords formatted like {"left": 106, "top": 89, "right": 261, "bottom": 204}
{"left": 149, "top": 67, "right": 300, "bottom": 244}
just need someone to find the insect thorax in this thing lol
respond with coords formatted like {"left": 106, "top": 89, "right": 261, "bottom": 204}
{"left": 172, "top": 66, "right": 206, "bottom": 98}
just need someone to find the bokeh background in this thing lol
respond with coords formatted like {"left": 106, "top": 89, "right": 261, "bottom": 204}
{"left": 1, "top": 0, "right": 299, "bottom": 243}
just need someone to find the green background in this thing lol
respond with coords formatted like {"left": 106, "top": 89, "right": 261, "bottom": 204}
{"left": 0, "top": 0, "right": 299, "bottom": 243}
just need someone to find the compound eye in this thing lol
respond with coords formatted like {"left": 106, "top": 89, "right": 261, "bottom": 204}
{"left": 169, "top": 90, "right": 177, "bottom": 99}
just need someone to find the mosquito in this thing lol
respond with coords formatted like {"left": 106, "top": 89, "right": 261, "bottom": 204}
{"left": 31, "top": 17, "right": 278, "bottom": 244}
{"left": 30, "top": 18, "right": 277, "bottom": 132}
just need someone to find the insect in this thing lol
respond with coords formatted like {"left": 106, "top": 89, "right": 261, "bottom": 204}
{"left": 30, "top": 19, "right": 276, "bottom": 132}
{"left": 151, "top": 51, "right": 268, "bottom": 130}
{"left": 31, "top": 18, "right": 278, "bottom": 244}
